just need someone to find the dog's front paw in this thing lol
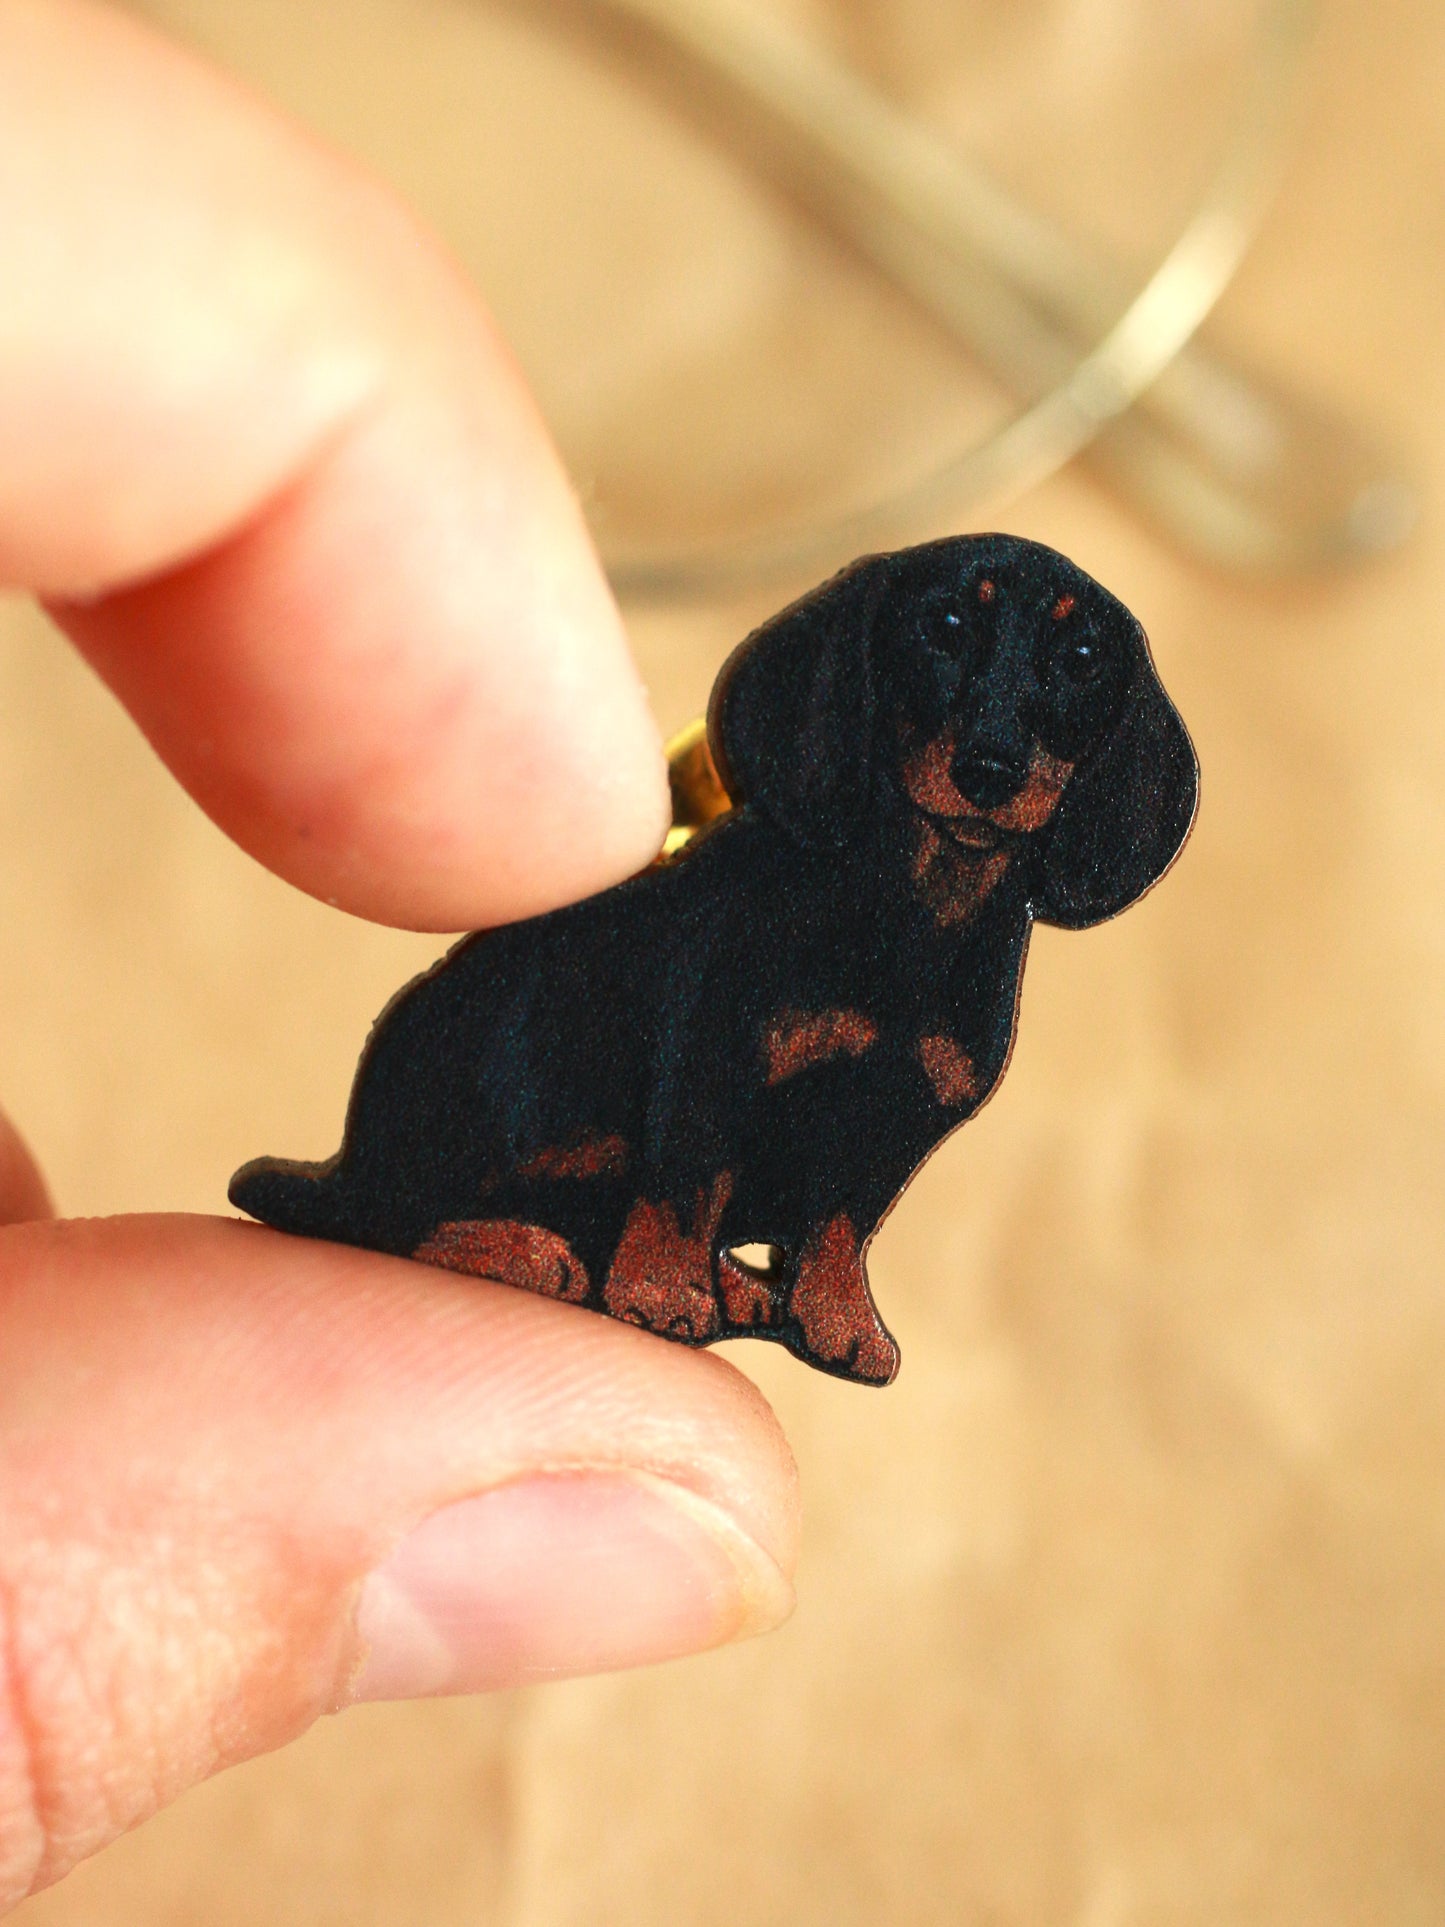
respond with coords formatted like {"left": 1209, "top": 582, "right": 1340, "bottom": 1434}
{"left": 604, "top": 1196, "right": 722, "bottom": 1343}
{"left": 788, "top": 1216, "right": 900, "bottom": 1385}
{"left": 717, "top": 1249, "right": 784, "bottom": 1331}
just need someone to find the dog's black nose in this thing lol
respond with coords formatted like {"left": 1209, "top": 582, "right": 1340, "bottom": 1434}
{"left": 952, "top": 745, "right": 1028, "bottom": 810}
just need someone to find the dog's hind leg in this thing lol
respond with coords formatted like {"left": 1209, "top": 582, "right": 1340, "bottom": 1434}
{"left": 407, "top": 1179, "right": 634, "bottom": 1315}
{"left": 413, "top": 1218, "right": 591, "bottom": 1302}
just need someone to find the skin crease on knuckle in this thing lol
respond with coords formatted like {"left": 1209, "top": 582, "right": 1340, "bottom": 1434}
{"left": 0, "top": 1514, "right": 353, "bottom": 1905}
{"left": 0, "top": 1515, "right": 391, "bottom": 1905}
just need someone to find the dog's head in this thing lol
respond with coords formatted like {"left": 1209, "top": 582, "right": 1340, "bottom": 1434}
{"left": 709, "top": 534, "right": 1198, "bottom": 928}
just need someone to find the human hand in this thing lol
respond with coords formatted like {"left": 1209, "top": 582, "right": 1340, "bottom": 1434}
{"left": 0, "top": 0, "right": 798, "bottom": 1908}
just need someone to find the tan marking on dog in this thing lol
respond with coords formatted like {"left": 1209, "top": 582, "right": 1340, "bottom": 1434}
{"left": 717, "top": 1250, "right": 781, "bottom": 1329}
{"left": 901, "top": 730, "right": 969, "bottom": 815}
{"left": 917, "top": 1034, "right": 980, "bottom": 1106}
{"left": 414, "top": 1220, "right": 589, "bottom": 1302}
{"left": 602, "top": 1172, "right": 732, "bottom": 1342}
{"left": 989, "top": 746, "right": 1074, "bottom": 832}
{"left": 910, "top": 820, "right": 1010, "bottom": 927}
{"left": 902, "top": 731, "right": 1074, "bottom": 925}
{"left": 764, "top": 1007, "right": 877, "bottom": 1084}
{"left": 516, "top": 1133, "right": 628, "bottom": 1182}
{"left": 788, "top": 1215, "right": 898, "bottom": 1384}
{"left": 902, "top": 730, "right": 1074, "bottom": 831}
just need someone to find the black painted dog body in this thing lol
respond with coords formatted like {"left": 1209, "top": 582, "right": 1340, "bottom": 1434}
{"left": 232, "top": 535, "right": 1197, "bottom": 1384}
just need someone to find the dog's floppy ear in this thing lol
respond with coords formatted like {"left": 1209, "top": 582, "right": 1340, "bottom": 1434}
{"left": 1033, "top": 646, "right": 1199, "bottom": 930}
{"left": 708, "top": 554, "right": 892, "bottom": 849}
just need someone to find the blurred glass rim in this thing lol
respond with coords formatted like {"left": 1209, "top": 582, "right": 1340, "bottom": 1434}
{"left": 537, "top": 0, "right": 1319, "bottom": 599}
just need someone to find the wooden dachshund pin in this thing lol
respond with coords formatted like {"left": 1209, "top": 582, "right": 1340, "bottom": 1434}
{"left": 231, "top": 534, "right": 1198, "bottom": 1385}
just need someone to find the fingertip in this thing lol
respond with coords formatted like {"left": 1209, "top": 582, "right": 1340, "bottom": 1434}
{"left": 5, "top": 0, "right": 670, "bottom": 928}
{"left": 55, "top": 380, "right": 671, "bottom": 929}
{"left": 0, "top": 1112, "right": 53, "bottom": 1226}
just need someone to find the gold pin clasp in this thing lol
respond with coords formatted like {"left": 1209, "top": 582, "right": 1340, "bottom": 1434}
{"left": 663, "top": 717, "right": 735, "bottom": 857}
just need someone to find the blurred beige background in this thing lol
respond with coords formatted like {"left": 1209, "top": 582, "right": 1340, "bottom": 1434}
{"left": 7, "top": 0, "right": 1445, "bottom": 1920}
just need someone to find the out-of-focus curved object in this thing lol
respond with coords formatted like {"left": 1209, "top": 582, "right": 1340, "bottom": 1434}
{"left": 540, "top": 0, "right": 1415, "bottom": 592}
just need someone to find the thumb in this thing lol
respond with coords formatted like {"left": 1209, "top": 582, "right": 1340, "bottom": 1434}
{"left": 0, "top": 1216, "right": 797, "bottom": 1908}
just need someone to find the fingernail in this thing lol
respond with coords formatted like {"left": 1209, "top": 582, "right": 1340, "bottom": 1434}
{"left": 349, "top": 1471, "right": 793, "bottom": 1701}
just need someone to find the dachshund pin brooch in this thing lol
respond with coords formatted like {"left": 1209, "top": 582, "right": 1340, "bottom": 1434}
{"left": 232, "top": 534, "right": 1197, "bottom": 1386}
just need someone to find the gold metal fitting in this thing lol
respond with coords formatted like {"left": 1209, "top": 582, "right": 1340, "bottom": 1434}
{"left": 663, "top": 717, "right": 734, "bottom": 857}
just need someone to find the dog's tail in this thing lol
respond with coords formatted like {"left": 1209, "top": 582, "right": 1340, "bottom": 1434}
{"left": 228, "top": 1156, "right": 356, "bottom": 1244}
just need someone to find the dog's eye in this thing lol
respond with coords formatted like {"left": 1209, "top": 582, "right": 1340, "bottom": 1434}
{"left": 925, "top": 641, "right": 963, "bottom": 697}
{"left": 915, "top": 608, "right": 974, "bottom": 714}
{"left": 1058, "top": 634, "right": 1107, "bottom": 685}
{"left": 920, "top": 606, "right": 970, "bottom": 659}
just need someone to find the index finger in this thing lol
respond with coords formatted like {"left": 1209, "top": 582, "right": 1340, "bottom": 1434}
{"left": 0, "top": 0, "right": 668, "bottom": 930}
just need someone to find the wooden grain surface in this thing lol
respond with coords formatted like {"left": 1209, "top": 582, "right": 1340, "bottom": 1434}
{"left": 6, "top": 1, "right": 1445, "bottom": 1919}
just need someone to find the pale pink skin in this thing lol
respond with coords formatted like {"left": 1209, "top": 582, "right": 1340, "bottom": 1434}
{"left": 0, "top": 2, "right": 798, "bottom": 1908}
